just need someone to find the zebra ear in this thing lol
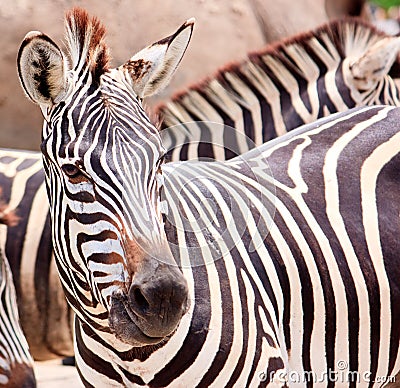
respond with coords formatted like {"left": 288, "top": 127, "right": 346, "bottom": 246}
{"left": 17, "top": 31, "right": 68, "bottom": 106}
{"left": 350, "top": 37, "right": 400, "bottom": 90}
{"left": 120, "top": 18, "right": 195, "bottom": 98}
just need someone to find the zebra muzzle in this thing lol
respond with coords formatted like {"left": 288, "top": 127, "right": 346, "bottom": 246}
{"left": 109, "top": 257, "right": 189, "bottom": 346}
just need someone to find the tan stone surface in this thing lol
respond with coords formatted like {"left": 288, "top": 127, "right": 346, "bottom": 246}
{"left": 249, "top": 0, "right": 329, "bottom": 43}
{"left": 34, "top": 360, "right": 82, "bottom": 387}
{"left": 1, "top": 0, "right": 266, "bottom": 151}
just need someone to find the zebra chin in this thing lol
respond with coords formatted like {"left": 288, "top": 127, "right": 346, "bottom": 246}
{"left": 108, "top": 257, "right": 190, "bottom": 347}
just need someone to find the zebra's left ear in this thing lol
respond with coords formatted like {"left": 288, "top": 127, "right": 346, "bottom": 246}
{"left": 350, "top": 36, "right": 400, "bottom": 90}
{"left": 119, "top": 18, "right": 195, "bottom": 98}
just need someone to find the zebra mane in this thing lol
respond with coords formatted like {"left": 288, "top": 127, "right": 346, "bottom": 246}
{"left": 64, "top": 7, "right": 110, "bottom": 80}
{"left": 258, "top": 17, "right": 389, "bottom": 65}
{"left": 156, "top": 18, "right": 395, "bottom": 118}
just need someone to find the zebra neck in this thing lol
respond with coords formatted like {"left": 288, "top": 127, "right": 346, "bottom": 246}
{"left": 160, "top": 158, "right": 277, "bottom": 268}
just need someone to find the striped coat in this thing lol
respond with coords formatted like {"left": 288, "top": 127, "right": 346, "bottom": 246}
{"left": 0, "top": 150, "right": 74, "bottom": 360}
{"left": 8, "top": 16, "right": 400, "bottom": 362}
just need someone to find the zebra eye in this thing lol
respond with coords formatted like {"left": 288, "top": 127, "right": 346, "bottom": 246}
{"left": 61, "top": 164, "right": 86, "bottom": 182}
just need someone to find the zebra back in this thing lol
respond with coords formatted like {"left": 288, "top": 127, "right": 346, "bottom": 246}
{"left": 157, "top": 18, "right": 400, "bottom": 161}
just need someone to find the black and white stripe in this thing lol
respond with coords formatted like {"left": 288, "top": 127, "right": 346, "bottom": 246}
{"left": 7, "top": 19, "right": 400, "bottom": 363}
{"left": 0, "top": 150, "right": 74, "bottom": 361}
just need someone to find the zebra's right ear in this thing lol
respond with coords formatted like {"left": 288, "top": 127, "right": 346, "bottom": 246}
{"left": 17, "top": 31, "right": 68, "bottom": 106}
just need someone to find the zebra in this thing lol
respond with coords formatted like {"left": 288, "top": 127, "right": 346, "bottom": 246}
{"left": 4, "top": 4, "right": 398, "bottom": 368}
{"left": 17, "top": 7, "right": 400, "bottom": 387}
{"left": 7, "top": 17, "right": 400, "bottom": 362}
{"left": 6, "top": 16, "right": 400, "bottom": 361}
{"left": 157, "top": 18, "right": 400, "bottom": 161}
{"left": 0, "top": 207, "right": 36, "bottom": 387}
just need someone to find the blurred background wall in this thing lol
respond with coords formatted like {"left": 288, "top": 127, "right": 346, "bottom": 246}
{"left": 0, "top": 0, "right": 368, "bottom": 150}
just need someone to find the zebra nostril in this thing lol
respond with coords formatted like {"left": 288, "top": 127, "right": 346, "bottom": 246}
{"left": 131, "top": 287, "right": 149, "bottom": 313}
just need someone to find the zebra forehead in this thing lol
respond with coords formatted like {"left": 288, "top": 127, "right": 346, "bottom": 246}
{"left": 65, "top": 7, "right": 110, "bottom": 80}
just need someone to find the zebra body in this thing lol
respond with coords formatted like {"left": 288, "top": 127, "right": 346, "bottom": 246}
{"left": 73, "top": 105, "right": 400, "bottom": 387}
{"left": 7, "top": 16, "right": 400, "bottom": 362}
{"left": 0, "top": 150, "right": 74, "bottom": 360}
{"left": 17, "top": 8, "right": 400, "bottom": 387}
{"left": 0, "top": 214, "right": 35, "bottom": 386}
{"left": 158, "top": 19, "right": 400, "bottom": 161}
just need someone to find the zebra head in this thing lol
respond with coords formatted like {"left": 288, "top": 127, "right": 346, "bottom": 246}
{"left": 17, "top": 8, "right": 193, "bottom": 348}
